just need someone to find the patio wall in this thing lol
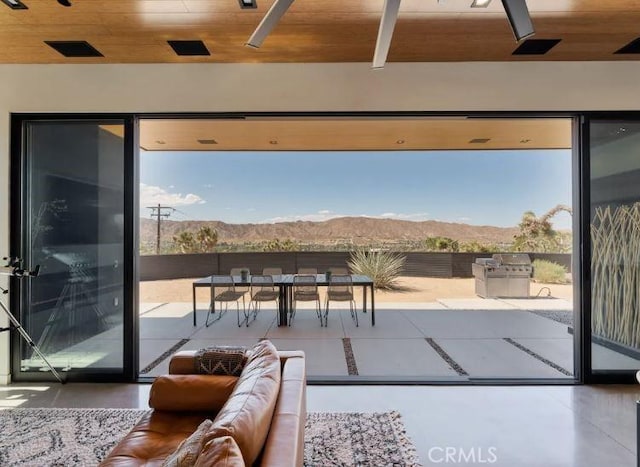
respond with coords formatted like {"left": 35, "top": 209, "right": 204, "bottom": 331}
{"left": 139, "top": 252, "right": 572, "bottom": 281}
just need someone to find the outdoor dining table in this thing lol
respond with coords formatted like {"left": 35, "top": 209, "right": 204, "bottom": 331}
{"left": 192, "top": 273, "right": 375, "bottom": 327}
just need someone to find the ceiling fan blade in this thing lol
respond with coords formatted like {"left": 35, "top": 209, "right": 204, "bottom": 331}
{"left": 246, "top": 0, "right": 296, "bottom": 48}
{"left": 501, "top": 0, "right": 534, "bottom": 41}
{"left": 372, "top": 0, "right": 402, "bottom": 69}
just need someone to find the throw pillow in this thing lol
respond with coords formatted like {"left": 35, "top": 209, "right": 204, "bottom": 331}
{"left": 194, "top": 436, "right": 245, "bottom": 467}
{"left": 161, "top": 418, "right": 213, "bottom": 467}
{"left": 194, "top": 345, "right": 248, "bottom": 376}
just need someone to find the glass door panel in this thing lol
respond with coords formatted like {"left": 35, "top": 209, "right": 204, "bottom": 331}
{"left": 18, "top": 120, "right": 127, "bottom": 375}
{"left": 590, "top": 119, "right": 640, "bottom": 372}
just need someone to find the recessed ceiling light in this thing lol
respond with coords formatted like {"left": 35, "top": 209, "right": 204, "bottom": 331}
{"left": 469, "top": 138, "right": 491, "bottom": 143}
{"left": 197, "top": 139, "right": 218, "bottom": 145}
{"left": 2, "top": 0, "right": 27, "bottom": 9}
{"left": 269, "top": 140, "right": 278, "bottom": 145}
{"left": 57, "top": 0, "right": 71, "bottom": 6}
{"left": 155, "top": 140, "right": 166, "bottom": 145}
{"left": 238, "top": 0, "right": 257, "bottom": 9}
{"left": 396, "top": 140, "right": 405, "bottom": 144}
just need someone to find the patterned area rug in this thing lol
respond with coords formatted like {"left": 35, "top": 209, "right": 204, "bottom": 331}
{"left": 0, "top": 408, "right": 421, "bottom": 466}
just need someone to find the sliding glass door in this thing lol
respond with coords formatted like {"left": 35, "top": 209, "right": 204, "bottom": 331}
{"left": 589, "top": 117, "right": 640, "bottom": 379}
{"left": 12, "top": 117, "right": 137, "bottom": 381}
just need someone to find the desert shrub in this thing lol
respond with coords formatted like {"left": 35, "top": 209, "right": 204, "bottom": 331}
{"left": 458, "top": 241, "right": 497, "bottom": 253}
{"left": 260, "top": 238, "right": 300, "bottom": 251}
{"left": 532, "top": 259, "right": 567, "bottom": 284}
{"left": 348, "top": 249, "right": 406, "bottom": 289}
{"left": 424, "top": 236, "right": 459, "bottom": 252}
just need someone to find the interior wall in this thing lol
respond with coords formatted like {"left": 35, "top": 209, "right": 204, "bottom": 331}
{"left": 2, "top": 60, "right": 640, "bottom": 384}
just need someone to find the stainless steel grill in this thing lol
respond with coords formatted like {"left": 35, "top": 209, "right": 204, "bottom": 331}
{"left": 472, "top": 253, "right": 532, "bottom": 298}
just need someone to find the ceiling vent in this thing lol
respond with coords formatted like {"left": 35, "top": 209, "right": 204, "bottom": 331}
{"left": 168, "top": 40, "right": 210, "bottom": 56}
{"left": 512, "top": 38, "right": 561, "bottom": 55}
{"left": 45, "top": 41, "right": 103, "bottom": 57}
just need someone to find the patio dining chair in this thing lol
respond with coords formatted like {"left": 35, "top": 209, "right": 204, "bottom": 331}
{"left": 207, "top": 275, "right": 247, "bottom": 327}
{"left": 230, "top": 267, "right": 251, "bottom": 294}
{"left": 247, "top": 274, "right": 280, "bottom": 326}
{"left": 324, "top": 274, "right": 358, "bottom": 327}
{"left": 297, "top": 267, "right": 317, "bottom": 275}
{"left": 328, "top": 266, "right": 349, "bottom": 275}
{"left": 262, "top": 267, "right": 282, "bottom": 277}
{"left": 291, "top": 274, "right": 321, "bottom": 326}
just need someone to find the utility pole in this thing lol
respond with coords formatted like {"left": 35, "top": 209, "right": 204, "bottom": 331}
{"left": 147, "top": 204, "right": 173, "bottom": 254}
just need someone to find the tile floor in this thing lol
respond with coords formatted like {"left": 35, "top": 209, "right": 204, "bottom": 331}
{"left": 0, "top": 382, "right": 636, "bottom": 467}
{"left": 138, "top": 299, "right": 583, "bottom": 380}
{"left": 24, "top": 297, "right": 640, "bottom": 381}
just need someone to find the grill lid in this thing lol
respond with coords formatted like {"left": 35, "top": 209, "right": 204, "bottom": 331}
{"left": 475, "top": 257, "right": 500, "bottom": 267}
{"left": 492, "top": 253, "right": 531, "bottom": 266}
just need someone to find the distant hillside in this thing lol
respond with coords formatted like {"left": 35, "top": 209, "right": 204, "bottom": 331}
{"left": 140, "top": 216, "right": 520, "bottom": 247}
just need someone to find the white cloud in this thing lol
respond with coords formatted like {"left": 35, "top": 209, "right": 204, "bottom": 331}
{"left": 379, "top": 212, "right": 430, "bottom": 221}
{"left": 168, "top": 185, "right": 175, "bottom": 189}
{"left": 318, "top": 209, "right": 332, "bottom": 215}
{"left": 458, "top": 217, "right": 472, "bottom": 222}
{"left": 140, "top": 183, "right": 205, "bottom": 206}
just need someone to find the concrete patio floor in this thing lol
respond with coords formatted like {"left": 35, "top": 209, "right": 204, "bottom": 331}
{"left": 138, "top": 297, "right": 621, "bottom": 380}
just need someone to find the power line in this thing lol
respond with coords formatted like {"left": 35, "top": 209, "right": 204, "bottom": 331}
{"left": 147, "top": 204, "right": 174, "bottom": 254}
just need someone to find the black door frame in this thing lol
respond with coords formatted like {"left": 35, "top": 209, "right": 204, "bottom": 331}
{"left": 11, "top": 109, "right": 635, "bottom": 384}
{"left": 580, "top": 112, "right": 640, "bottom": 384}
{"left": 9, "top": 113, "right": 139, "bottom": 383}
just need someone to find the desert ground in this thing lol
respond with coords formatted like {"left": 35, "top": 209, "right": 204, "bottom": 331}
{"left": 139, "top": 276, "right": 573, "bottom": 304}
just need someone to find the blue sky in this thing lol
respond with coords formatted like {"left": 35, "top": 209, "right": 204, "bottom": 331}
{"left": 140, "top": 149, "right": 572, "bottom": 229}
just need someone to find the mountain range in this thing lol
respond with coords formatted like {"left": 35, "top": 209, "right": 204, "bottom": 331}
{"left": 140, "top": 216, "right": 519, "bottom": 246}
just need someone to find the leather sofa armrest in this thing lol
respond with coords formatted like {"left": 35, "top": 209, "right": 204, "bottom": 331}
{"left": 149, "top": 374, "right": 238, "bottom": 412}
{"left": 169, "top": 350, "right": 199, "bottom": 374}
{"left": 277, "top": 350, "right": 305, "bottom": 363}
{"left": 260, "top": 353, "right": 306, "bottom": 467}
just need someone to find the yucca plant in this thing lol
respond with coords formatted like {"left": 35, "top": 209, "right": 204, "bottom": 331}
{"left": 348, "top": 249, "right": 406, "bottom": 290}
{"left": 591, "top": 203, "right": 640, "bottom": 349}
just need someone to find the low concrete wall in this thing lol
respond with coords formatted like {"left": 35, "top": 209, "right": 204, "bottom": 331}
{"left": 140, "top": 252, "right": 572, "bottom": 281}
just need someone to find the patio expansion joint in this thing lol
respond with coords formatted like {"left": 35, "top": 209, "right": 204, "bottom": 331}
{"left": 140, "top": 338, "right": 190, "bottom": 374}
{"left": 425, "top": 338, "right": 469, "bottom": 376}
{"left": 503, "top": 337, "right": 572, "bottom": 376}
{"left": 342, "top": 338, "right": 359, "bottom": 376}
{"left": 139, "top": 303, "right": 169, "bottom": 316}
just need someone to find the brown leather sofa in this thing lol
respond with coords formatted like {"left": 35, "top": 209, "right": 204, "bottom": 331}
{"left": 100, "top": 341, "right": 306, "bottom": 467}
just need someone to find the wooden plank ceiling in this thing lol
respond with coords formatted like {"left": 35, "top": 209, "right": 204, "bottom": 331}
{"left": 1, "top": 0, "right": 640, "bottom": 63}
{"left": 136, "top": 118, "right": 572, "bottom": 151}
